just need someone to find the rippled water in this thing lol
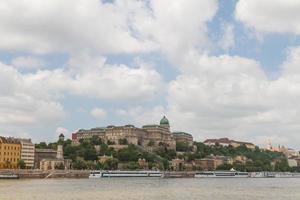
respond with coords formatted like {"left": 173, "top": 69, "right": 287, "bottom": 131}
{"left": 1, "top": 178, "right": 300, "bottom": 200}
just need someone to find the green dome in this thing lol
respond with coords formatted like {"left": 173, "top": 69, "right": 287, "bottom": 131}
{"left": 160, "top": 116, "right": 169, "bottom": 125}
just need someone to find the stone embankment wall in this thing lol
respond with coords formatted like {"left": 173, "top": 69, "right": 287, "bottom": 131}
{"left": 0, "top": 169, "right": 90, "bottom": 179}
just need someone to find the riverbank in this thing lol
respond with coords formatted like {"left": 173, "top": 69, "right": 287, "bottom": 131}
{"left": 2, "top": 170, "right": 300, "bottom": 179}
{"left": 0, "top": 169, "right": 90, "bottom": 179}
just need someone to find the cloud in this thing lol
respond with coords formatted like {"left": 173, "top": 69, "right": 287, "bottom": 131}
{"left": 117, "top": 47, "right": 300, "bottom": 149}
{"left": 165, "top": 48, "right": 300, "bottom": 148}
{"left": 0, "top": 0, "right": 156, "bottom": 54}
{"left": 11, "top": 56, "right": 44, "bottom": 70}
{"left": 235, "top": 0, "right": 300, "bottom": 35}
{"left": 27, "top": 54, "right": 164, "bottom": 101}
{"left": 90, "top": 108, "right": 107, "bottom": 120}
{"left": 132, "top": 0, "right": 218, "bottom": 63}
{"left": 0, "top": 62, "right": 66, "bottom": 139}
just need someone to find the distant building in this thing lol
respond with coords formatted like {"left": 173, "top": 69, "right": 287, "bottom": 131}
{"left": 39, "top": 145, "right": 71, "bottom": 170}
{"left": 193, "top": 155, "right": 233, "bottom": 170}
{"left": 34, "top": 149, "right": 57, "bottom": 169}
{"left": 98, "top": 155, "right": 113, "bottom": 164}
{"left": 18, "top": 138, "right": 35, "bottom": 169}
{"left": 266, "top": 141, "right": 300, "bottom": 158}
{"left": 0, "top": 137, "right": 21, "bottom": 169}
{"left": 59, "top": 133, "right": 65, "bottom": 141}
{"left": 172, "top": 132, "right": 193, "bottom": 146}
{"left": 72, "top": 127, "right": 106, "bottom": 144}
{"left": 72, "top": 116, "right": 179, "bottom": 150}
{"left": 288, "top": 158, "right": 298, "bottom": 168}
{"left": 203, "top": 138, "right": 256, "bottom": 150}
{"left": 234, "top": 155, "right": 248, "bottom": 165}
{"left": 193, "top": 158, "right": 216, "bottom": 171}
{"left": 105, "top": 125, "right": 145, "bottom": 145}
{"left": 171, "top": 158, "right": 185, "bottom": 171}
{"left": 138, "top": 158, "right": 148, "bottom": 169}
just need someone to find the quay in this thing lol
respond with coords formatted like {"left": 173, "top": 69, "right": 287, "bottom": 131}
{"left": 0, "top": 169, "right": 90, "bottom": 179}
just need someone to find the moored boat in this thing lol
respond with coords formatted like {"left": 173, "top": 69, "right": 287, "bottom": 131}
{"left": 195, "top": 170, "right": 249, "bottom": 178}
{"left": 0, "top": 174, "right": 19, "bottom": 179}
{"left": 89, "top": 170, "right": 163, "bottom": 178}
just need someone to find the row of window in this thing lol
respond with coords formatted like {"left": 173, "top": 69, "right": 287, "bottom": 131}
{"left": 0, "top": 146, "right": 20, "bottom": 150}
{"left": 0, "top": 152, "right": 20, "bottom": 156}
{"left": 0, "top": 164, "right": 18, "bottom": 169}
{"left": 0, "top": 158, "right": 20, "bottom": 162}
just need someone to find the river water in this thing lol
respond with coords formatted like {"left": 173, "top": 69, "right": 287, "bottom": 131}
{"left": 1, "top": 178, "right": 300, "bottom": 200}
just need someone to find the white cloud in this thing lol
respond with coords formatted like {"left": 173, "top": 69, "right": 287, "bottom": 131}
{"left": 26, "top": 54, "right": 164, "bottom": 101}
{"left": 133, "top": 0, "right": 218, "bottom": 63}
{"left": 165, "top": 49, "right": 300, "bottom": 148}
{"left": 0, "top": 62, "right": 66, "bottom": 139}
{"left": 0, "top": 0, "right": 156, "bottom": 54}
{"left": 235, "top": 0, "right": 300, "bottom": 35}
{"left": 11, "top": 56, "right": 44, "bottom": 70}
{"left": 90, "top": 108, "right": 107, "bottom": 120}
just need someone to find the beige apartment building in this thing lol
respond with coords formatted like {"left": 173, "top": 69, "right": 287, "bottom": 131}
{"left": 18, "top": 138, "right": 35, "bottom": 168}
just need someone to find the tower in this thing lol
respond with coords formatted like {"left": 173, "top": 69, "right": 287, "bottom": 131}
{"left": 59, "top": 133, "right": 65, "bottom": 141}
{"left": 56, "top": 145, "right": 64, "bottom": 160}
{"left": 160, "top": 116, "right": 170, "bottom": 130}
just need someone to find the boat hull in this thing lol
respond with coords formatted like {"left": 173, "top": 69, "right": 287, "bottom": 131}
{"left": 195, "top": 171, "right": 249, "bottom": 178}
{"left": 89, "top": 171, "right": 163, "bottom": 178}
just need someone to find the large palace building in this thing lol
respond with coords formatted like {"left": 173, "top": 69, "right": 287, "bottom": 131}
{"left": 72, "top": 116, "right": 193, "bottom": 150}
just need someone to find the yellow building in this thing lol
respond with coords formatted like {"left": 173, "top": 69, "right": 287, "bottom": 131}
{"left": 0, "top": 137, "right": 21, "bottom": 169}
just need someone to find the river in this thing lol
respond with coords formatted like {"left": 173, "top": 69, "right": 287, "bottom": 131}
{"left": 1, "top": 178, "right": 300, "bottom": 200}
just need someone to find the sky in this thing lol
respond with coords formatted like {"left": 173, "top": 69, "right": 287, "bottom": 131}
{"left": 1, "top": 0, "right": 300, "bottom": 149}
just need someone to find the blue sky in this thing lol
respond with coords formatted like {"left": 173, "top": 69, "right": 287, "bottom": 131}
{"left": 1, "top": 0, "right": 300, "bottom": 149}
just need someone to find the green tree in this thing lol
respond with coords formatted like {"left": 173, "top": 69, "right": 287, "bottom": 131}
{"left": 103, "top": 158, "right": 118, "bottom": 170}
{"left": 118, "top": 138, "right": 128, "bottom": 145}
{"left": 73, "top": 159, "right": 87, "bottom": 170}
{"left": 35, "top": 142, "right": 48, "bottom": 149}
{"left": 18, "top": 160, "right": 26, "bottom": 169}
{"left": 176, "top": 141, "right": 189, "bottom": 152}
{"left": 216, "top": 163, "right": 233, "bottom": 170}
{"left": 91, "top": 136, "right": 102, "bottom": 145}
{"left": 147, "top": 140, "right": 155, "bottom": 146}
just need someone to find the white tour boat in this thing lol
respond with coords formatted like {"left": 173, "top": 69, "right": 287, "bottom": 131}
{"left": 89, "top": 170, "right": 163, "bottom": 178}
{"left": 195, "top": 170, "right": 249, "bottom": 178}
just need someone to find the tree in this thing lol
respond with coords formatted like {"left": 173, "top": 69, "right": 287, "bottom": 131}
{"left": 73, "top": 159, "right": 87, "bottom": 170}
{"left": 216, "top": 164, "right": 233, "bottom": 170}
{"left": 147, "top": 140, "right": 155, "bottom": 147}
{"left": 83, "top": 147, "right": 98, "bottom": 161}
{"left": 117, "top": 145, "right": 140, "bottom": 162}
{"left": 18, "top": 160, "right": 26, "bottom": 169}
{"left": 126, "top": 162, "right": 140, "bottom": 170}
{"left": 35, "top": 142, "right": 48, "bottom": 149}
{"left": 103, "top": 158, "right": 118, "bottom": 170}
{"left": 107, "top": 140, "right": 116, "bottom": 145}
{"left": 176, "top": 141, "right": 189, "bottom": 152}
{"left": 91, "top": 136, "right": 102, "bottom": 145}
{"left": 118, "top": 138, "right": 128, "bottom": 145}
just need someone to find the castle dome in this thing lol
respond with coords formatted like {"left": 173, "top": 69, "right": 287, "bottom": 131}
{"left": 160, "top": 116, "right": 169, "bottom": 126}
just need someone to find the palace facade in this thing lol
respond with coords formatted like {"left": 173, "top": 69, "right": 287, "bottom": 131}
{"left": 72, "top": 116, "right": 187, "bottom": 150}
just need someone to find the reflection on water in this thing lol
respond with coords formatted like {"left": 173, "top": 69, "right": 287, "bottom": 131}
{"left": 0, "top": 178, "right": 300, "bottom": 200}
